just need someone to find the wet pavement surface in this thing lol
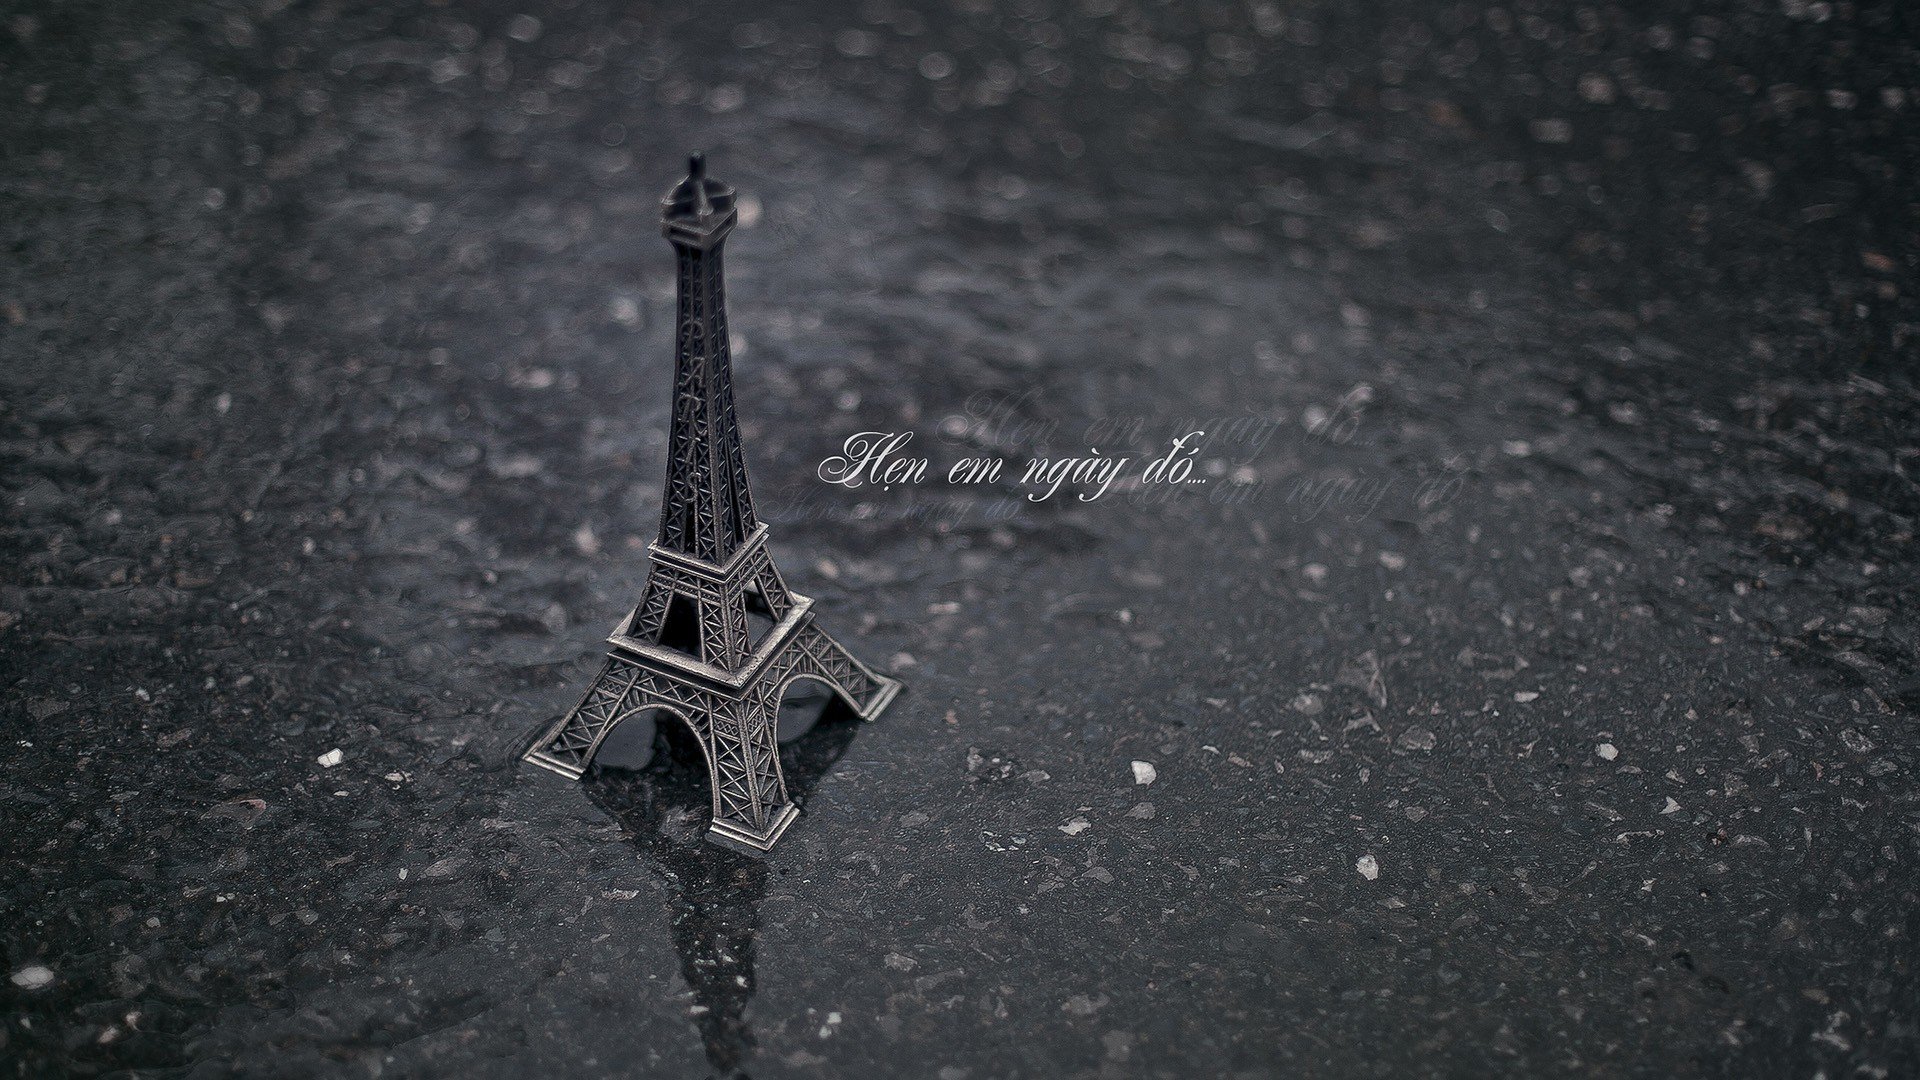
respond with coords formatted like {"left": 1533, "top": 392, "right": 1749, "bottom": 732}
{"left": 3, "top": 0, "right": 1918, "bottom": 1076}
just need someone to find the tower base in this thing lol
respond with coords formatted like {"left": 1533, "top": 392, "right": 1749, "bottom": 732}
{"left": 524, "top": 610, "right": 899, "bottom": 854}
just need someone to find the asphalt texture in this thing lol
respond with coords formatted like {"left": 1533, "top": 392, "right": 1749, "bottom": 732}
{"left": 3, "top": 1, "right": 1918, "bottom": 1077}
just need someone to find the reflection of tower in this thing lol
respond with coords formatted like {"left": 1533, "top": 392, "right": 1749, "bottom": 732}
{"left": 525, "top": 154, "right": 900, "bottom": 853}
{"left": 586, "top": 684, "right": 862, "bottom": 1080}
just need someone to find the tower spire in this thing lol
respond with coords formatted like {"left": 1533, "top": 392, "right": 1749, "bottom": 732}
{"left": 687, "top": 153, "right": 710, "bottom": 214}
{"left": 656, "top": 153, "right": 753, "bottom": 565}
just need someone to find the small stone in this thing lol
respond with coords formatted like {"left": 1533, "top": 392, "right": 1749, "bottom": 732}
{"left": 421, "top": 857, "right": 465, "bottom": 879}
{"left": 1530, "top": 117, "right": 1573, "bottom": 143}
{"left": 1378, "top": 551, "right": 1407, "bottom": 571}
{"left": 1058, "top": 817, "right": 1091, "bottom": 836}
{"left": 918, "top": 51, "right": 955, "bottom": 80}
{"left": 884, "top": 952, "right": 916, "bottom": 972}
{"left": 317, "top": 748, "right": 344, "bottom": 768}
{"left": 1513, "top": 690, "right": 1540, "bottom": 703}
{"left": 1397, "top": 727, "right": 1437, "bottom": 752}
{"left": 1661, "top": 797, "right": 1682, "bottom": 815}
{"left": 1062, "top": 993, "right": 1108, "bottom": 1016}
{"left": 1126, "top": 802, "right": 1155, "bottom": 819}
{"left": 25, "top": 699, "right": 66, "bottom": 720}
{"left": 1597, "top": 743, "right": 1618, "bottom": 761}
{"left": 11, "top": 965, "right": 54, "bottom": 990}
{"left": 1131, "top": 760, "right": 1156, "bottom": 785}
{"left": 1356, "top": 854, "right": 1380, "bottom": 880}
{"left": 488, "top": 453, "right": 542, "bottom": 479}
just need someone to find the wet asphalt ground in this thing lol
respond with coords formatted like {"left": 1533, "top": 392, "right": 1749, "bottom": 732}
{"left": 3, "top": 0, "right": 1918, "bottom": 1076}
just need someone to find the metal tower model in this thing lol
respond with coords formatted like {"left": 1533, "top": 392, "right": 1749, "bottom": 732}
{"left": 524, "top": 154, "right": 902, "bottom": 853}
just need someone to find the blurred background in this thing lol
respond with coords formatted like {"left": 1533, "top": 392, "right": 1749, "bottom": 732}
{"left": 3, "top": 1, "right": 1917, "bottom": 1077}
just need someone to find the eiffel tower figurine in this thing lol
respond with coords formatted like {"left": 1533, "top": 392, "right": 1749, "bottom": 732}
{"left": 524, "top": 153, "right": 902, "bottom": 853}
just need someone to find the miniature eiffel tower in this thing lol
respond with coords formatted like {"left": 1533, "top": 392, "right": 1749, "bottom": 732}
{"left": 524, "top": 154, "right": 901, "bottom": 853}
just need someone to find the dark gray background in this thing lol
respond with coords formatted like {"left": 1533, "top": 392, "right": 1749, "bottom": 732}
{"left": 3, "top": 0, "right": 1916, "bottom": 1076}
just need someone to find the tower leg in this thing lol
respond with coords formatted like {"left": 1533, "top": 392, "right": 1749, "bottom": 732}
{"left": 524, "top": 658, "right": 639, "bottom": 780}
{"left": 704, "top": 697, "right": 798, "bottom": 854}
{"left": 697, "top": 620, "right": 900, "bottom": 853}
{"left": 787, "top": 621, "right": 903, "bottom": 721}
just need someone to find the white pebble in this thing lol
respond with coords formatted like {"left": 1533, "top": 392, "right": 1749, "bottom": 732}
{"left": 1356, "top": 854, "right": 1380, "bottom": 880}
{"left": 317, "top": 748, "right": 344, "bottom": 768}
{"left": 1661, "top": 797, "right": 1682, "bottom": 815}
{"left": 11, "top": 965, "right": 54, "bottom": 990}
{"left": 1058, "top": 817, "right": 1091, "bottom": 836}
{"left": 1131, "top": 760, "right": 1157, "bottom": 786}
{"left": 1596, "top": 743, "right": 1618, "bottom": 761}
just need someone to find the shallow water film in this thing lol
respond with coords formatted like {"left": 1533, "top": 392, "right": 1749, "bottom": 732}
{"left": 3, "top": 1, "right": 1917, "bottom": 1076}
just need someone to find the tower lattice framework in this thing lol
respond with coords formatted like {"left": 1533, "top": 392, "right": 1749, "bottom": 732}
{"left": 524, "top": 154, "right": 900, "bottom": 853}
